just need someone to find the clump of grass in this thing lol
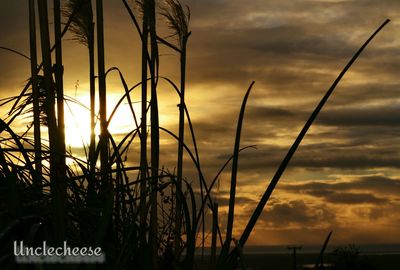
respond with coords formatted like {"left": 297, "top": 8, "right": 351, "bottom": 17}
{"left": 0, "top": 1, "right": 390, "bottom": 269}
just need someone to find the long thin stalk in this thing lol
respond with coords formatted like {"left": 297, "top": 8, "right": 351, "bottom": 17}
{"left": 96, "top": 0, "right": 109, "bottom": 190}
{"left": 148, "top": 0, "right": 160, "bottom": 267}
{"left": 29, "top": 0, "right": 42, "bottom": 193}
{"left": 315, "top": 231, "right": 333, "bottom": 268}
{"left": 53, "top": 2, "right": 67, "bottom": 249}
{"left": 159, "top": 1, "right": 191, "bottom": 261}
{"left": 139, "top": 0, "right": 150, "bottom": 249}
{"left": 88, "top": 20, "right": 96, "bottom": 201}
{"left": 210, "top": 202, "right": 219, "bottom": 270}
{"left": 175, "top": 29, "right": 187, "bottom": 265}
{"left": 88, "top": 22, "right": 95, "bottom": 159}
{"left": 54, "top": 0, "right": 66, "bottom": 182}
{"left": 37, "top": 0, "right": 65, "bottom": 244}
{"left": 222, "top": 81, "right": 254, "bottom": 259}
{"left": 64, "top": 0, "right": 96, "bottom": 203}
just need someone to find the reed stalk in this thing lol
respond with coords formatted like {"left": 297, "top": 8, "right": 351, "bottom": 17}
{"left": 211, "top": 202, "right": 219, "bottom": 270}
{"left": 96, "top": 0, "right": 110, "bottom": 201}
{"left": 148, "top": 0, "right": 160, "bottom": 267}
{"left": 37, "top": 0, "right": 65, "bottom": 244}
{"left": 89, "top": 21, "right": 95, "bottom": 176}
{"left": 53, "top": 1, "right": 67, "bottom": 252}
{"left": 139, "top": 0, "right": 150, "bottom": 250}
{"left": 28, "top": 0, "right": 42, "bottom": 193}
{"left": 54, "top": 0, "right": 67, "bottom": 182}
{"left": 222, "top": 81, "right": 254, "bottom": 260}
{"left": 315, "top": 231, "right": 333, "bottom": 268}
{"left": 160, "top": 0, "right": 191, "bottom": 261}
{"left": 63, "top": 0, "right": 96, "bottom": 202}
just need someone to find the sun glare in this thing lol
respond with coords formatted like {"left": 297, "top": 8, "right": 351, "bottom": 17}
{"left": 63, "top": 92, "right": 146, "bottom": 148}
{"left": 64, "top": 99, "right": 94, "bottom": 148}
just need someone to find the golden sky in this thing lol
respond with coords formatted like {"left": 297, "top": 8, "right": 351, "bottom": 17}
{"left": 1, "top": 0, "right": 400, "bottom": 246}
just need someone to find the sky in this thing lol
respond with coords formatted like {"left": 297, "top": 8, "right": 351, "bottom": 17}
{"left": 1, "top": 0, "right": 400, "bottom": 247}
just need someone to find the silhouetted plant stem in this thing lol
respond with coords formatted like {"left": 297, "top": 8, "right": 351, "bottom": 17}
{"left": 159, "top": 1, "right": 191, "bottom": 262}
{"left": 211, "top": 202, "right": 219, "bottom": 270}
{"left": 63, "top": 0, "right": 96, "bottom": 203}
{"left": 54, "top": 1, "right": 67, "bottom": 249}
{"left": 96, "top": 0, "right": 109, "bottom": 191}
{"left": 148, "top": 0, "right": 159, "bottom": 267}
{"left": 175, "top": 32, "right": 188, "bottom": 262}
{"left": 87, "top": 8, "right": 96, "bottom": 203}
{"left": 139, "top": 0, "right": 149, "bottom": 250}
{"left": 89, "top": 22, "right": 96, "bottom": 177}
{"left": 54, "top": 0, "right": 67, "bottom": 183}
{"left": 221, "top": 81, "right": 254, "bottom": 261}
{"left": 315, "top": 231, "right": 333, "bottom": 268}
{"left": 37, "top": 0, "right": 65, "bottom": 245}
{"left": 29, "top": 0, "right": 42, "bottom": 193}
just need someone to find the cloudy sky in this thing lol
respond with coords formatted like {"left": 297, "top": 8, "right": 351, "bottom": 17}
{"left": 1, "top": 0, "right": 400, "bottom": 247}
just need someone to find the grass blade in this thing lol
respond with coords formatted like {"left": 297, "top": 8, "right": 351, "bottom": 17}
{"left": 223, "top": 81, "right": 255, "bottom": 256}
{"left": 223, "top": 19, "right": 390, "bottom": 270}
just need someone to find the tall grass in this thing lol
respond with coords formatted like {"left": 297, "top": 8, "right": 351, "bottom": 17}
{"left": 28, "top": 0, "right": 42, "bottom": 192}
{"left": 54, "top": 0, "right": 67, "bottom": 185}
{"left": 37, "top": 0, "right": 66, "bottom": 246}
{"left": 160, "top": 0, "right": 191, "bottom": 260}
{"left": 96, "top": 0, "right": 110, "bottom": 194}
{"left": 138, "top": 0, "right": 150, "bottom": 253}
{"left": 0, "top": 0, "right": 390, "bottom": 269}
{"left": 148, "top": 0, "right": 160, "bottom": 267}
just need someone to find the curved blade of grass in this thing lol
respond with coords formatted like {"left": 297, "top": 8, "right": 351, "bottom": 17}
{"left": 315, "top": 231, "right": 333, "bottom": 268}
{"left": 0, "top": 46, "right": 31, "bottom": 61}
{"left": 121, "top": 0, "right": 142, "bottom": 38}
{"left": 0, "top": 119, "right": 36, "bottom": 178}
{"left": 214, "top": 21, "right": 394, "bottom": 270}
{"left": 237, "top": 19, "right": 390, "bottom": 251}
{"left": 218, "top": 18, "right": 391, "bottom": 270}
{"left": 105, "top": 67, "right": 141, "bottom": 133}
{"left": 222, "top": 81, "right": 255, "bottom": 256}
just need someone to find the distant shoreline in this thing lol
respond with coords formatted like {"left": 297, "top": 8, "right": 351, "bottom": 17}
{"left": 195, "top": 244, "right": 400, "bottom": 255}
{"left": 195, "top": 252, "right": 400, "bottom": 270}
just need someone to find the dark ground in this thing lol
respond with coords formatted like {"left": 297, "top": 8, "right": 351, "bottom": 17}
{"left": 195, "top": 253, "right": 400, "bottom": 270}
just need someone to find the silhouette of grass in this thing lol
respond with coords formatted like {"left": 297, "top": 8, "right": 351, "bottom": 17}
{"left": 0, "top": 0, "right": 390, "bottom": 269}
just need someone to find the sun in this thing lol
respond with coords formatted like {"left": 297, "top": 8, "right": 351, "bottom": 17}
{"left": 63, "top": 92, "right": 140, "bottom": 149}
{"left": 64, "top": 99, "right": 95, "bottom": 148}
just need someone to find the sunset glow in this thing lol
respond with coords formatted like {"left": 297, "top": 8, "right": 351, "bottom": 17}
{"left": 1, "top": 0, "right": 399, "bottom": 250}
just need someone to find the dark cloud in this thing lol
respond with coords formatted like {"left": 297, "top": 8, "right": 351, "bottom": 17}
{"left": 246, "top": 105, "right": 295, "bottom": 120}
{"left": 281, "top": 175, "right": 400, "bottom": 202}
{"left": 256, "top": 200, "right": 336, "bottom": 227}
{"left": 352, "top": 207, "right": 386, "bottom": 220}
{"left": 212, "top": 143, "right": 400, "bottom": 174}
{"left": 318, "top": 106, "right": 400, "bottom": 127}
{"left": 1, "top": 0, "right": 400, "bottom": 246}
{"left": 306, "top": 189, "right": 388, "bottom": 204}
{"left": 214, "top": 195, "right": 255, "bottom": 207}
